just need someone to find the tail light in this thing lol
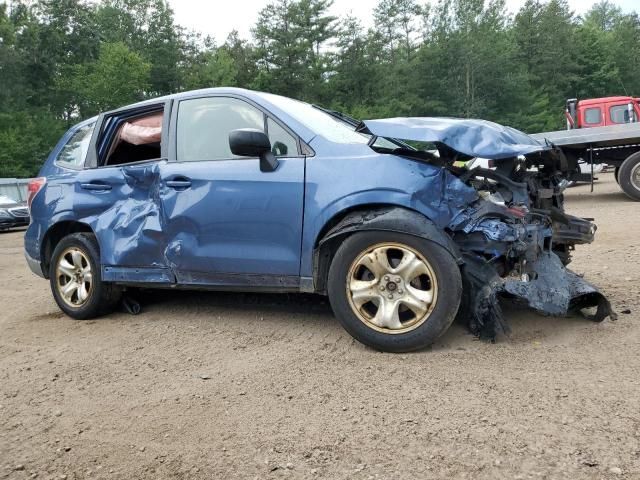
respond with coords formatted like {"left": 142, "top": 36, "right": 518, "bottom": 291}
{"left": 27, "top": 177, "right": 46, "bottom": 210}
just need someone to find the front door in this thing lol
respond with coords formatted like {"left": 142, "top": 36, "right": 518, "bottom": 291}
{"left": 160, "top": 95, "right": 305, "bottom": 288}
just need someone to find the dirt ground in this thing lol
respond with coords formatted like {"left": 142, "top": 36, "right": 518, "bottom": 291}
{"left": 1, "top": 172, "right": 639, "bottom": 480}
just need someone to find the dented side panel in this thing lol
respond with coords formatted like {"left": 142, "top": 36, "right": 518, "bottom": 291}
{"left": 88, "top": 163, "right": 167, "bottom": 267}
{"left": 26, "top": 161, "right": 171, "bottom": 277}
{"left": 28, "top": 157, "right": 305, "bottom": 284}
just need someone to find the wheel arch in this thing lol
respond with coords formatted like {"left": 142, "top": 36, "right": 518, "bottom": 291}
{"left": 311, "top": 204, "right": 462, "bottom": 294}
{"left": 41, "top": 221, "right": 95, "bottom": 279}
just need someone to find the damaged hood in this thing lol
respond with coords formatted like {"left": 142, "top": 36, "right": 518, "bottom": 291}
{"left": 360, "top": 117, "right": 549, "bottom": 160}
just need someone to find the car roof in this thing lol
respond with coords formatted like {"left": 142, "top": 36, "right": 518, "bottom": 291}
{"left": 116, "top": 87, "right": 285, "bottom": 110}
{"left": 68, "top": 88, "right": 275, "bottom": 129}
{"left": 69, "top": 88, "right": 318, "bottom": 146}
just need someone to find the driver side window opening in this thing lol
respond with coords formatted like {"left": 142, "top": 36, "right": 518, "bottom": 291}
{"left": 176, "top": 96, "right": 300, "bottom": 162}
{"left": 101, "top": 108, "right": 164, "bottom": 167}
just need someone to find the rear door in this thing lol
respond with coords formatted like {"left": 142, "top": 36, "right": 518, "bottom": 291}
{"left": 160, "top": 94, "right": 305, "bottom": 288}
{"left": 75, "top": 101, "right": 174, "bottom": 279}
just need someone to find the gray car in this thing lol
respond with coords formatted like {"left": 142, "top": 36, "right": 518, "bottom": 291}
{"left": 0, "top": 195, "right": 30, "bottom": 231}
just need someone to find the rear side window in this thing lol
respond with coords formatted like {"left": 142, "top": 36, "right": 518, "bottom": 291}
{"left": 584, "top": 107, "right": 602, "bottom": 125}
{"left": 56, "top": 122, "right": 95, "bottom": 168}
{"left": 177, "top": 97, "right": 265, "bottom": 162}
{"left": 610, "top": 105, "right": 636, "bottom": 124}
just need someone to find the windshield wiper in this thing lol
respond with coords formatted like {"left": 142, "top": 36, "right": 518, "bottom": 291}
{"left": 311, "top": 104, "right": 361, "bottom": 128}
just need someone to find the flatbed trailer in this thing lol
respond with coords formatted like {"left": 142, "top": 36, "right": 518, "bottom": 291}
{"left": 531, "top": 122, "right": 640, "bottom": 200}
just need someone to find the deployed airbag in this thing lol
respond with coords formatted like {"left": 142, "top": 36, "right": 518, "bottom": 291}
{"left": 119, "top": 113, "right": 163, "bottom": 146}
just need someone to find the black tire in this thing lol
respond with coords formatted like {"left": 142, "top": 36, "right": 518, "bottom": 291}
{"left": 618, "top": 152, "right": 640, "bottom": 201}
{"left": 327, "top": 231, "right": 462, "bottom": 352}
{"left": 614, "top": 166, "right": 620, "bottom": 184}
{"left": 49, "top": 233, "right": 121, "bottom": 319}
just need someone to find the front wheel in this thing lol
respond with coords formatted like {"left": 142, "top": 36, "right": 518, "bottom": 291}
{"left": 49, "top": 233, "right": 121, "bottom": 319}
{"left": 618, "top": 152, "right": 640, "bottom": 201}
{"left": 327, "top": 232, "right": 462, "bottom": 352}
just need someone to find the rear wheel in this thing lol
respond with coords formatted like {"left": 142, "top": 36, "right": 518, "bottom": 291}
{"left": 49, "top": 233, "right": 121, "bottom": 319}
{"left": 618, "top": 152, "right": 640, "bottom": 201}
{"left": 327, "top": 231, "right": 462, "bottom": 352}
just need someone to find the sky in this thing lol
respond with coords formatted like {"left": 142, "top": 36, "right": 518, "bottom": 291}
{"left": 170, "top": 0, "right": 639, "bottom": 43}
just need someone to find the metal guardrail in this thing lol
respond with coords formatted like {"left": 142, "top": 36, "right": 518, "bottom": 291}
{"left": 0, "top": 178, "right": 30, "bottom": 202}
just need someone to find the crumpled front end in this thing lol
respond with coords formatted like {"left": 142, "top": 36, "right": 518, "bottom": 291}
{"left": 447, "top": 156, "right": 616, "bottom": 340}
{"left": 361, "top": 116, "right": 616, "bottom": 339}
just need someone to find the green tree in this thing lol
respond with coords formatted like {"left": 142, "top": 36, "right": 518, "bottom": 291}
{"left": 0, "top": 110, "right": 65, "bottom": 177}
{"left": 331, "top": 16, "right": 381, "bottom": 116}
{"left": 71, "top": 42, "right": 151, "bottom": 116}
{"left": 182, "top": 43, "right": 239, "bottom": 90}
{"left": 573, "top": 24, "right": 620, "bottom": 98}
{"left": 94, "top": 0, "right": 183, "bottom": 95}
{"left": 252, "top": 0, "right": 335, "bottom": 100}
{"left": 608, "top": 13, "right": 640, "bottom": 94}
{"left": 584, "top": 0, "right": 622, "bottom": 31}
{"left": 222, "top": 31, "right": 260, "bottom": 89}
{"left": 373, "top": 0, "right": 423, "bottom": 62}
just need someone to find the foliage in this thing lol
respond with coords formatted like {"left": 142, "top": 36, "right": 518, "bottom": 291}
{"left": 0, "top": 0, "right": 639, "bottom": 177}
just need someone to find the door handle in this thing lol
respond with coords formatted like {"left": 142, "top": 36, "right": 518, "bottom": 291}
{"left": 166, "top": 177, "right": 192, "bottom": 190}
{"left": 81, "top": 182, "right": 112, "bottom": 191}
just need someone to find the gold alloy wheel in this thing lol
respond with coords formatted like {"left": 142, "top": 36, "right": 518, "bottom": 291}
{"left": 55, "top": 247, "right": 93, "bottom": 308}
{"left": 346, "top": 242, "right": 438, "bottom": 334}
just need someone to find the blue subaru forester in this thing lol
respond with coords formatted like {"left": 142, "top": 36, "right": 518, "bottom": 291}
{"left": 25, "top": 88, "right": 614, "bottom": 352}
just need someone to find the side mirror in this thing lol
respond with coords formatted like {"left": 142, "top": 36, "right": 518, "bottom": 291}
{"left": 229, "top": 128, "right": 279, "bottom": 172}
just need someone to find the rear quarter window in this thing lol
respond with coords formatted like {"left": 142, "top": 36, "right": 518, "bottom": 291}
{"left": 56, "top": 123, "right": 95, "bottom": 168}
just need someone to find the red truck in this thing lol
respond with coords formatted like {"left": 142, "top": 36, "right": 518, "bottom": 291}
{"left": 532, "top": 96, "right": 640, "bottom": 200}
{"left": 565, "top": 96, "right": 640, "bottom": 129}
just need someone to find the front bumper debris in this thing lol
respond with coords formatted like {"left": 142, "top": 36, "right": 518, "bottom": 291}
{"left": 462, "top": 252, "right": 616, "bottom": 340}
{"left": 503, "top": 252, "right": 615, "bottom": 321}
